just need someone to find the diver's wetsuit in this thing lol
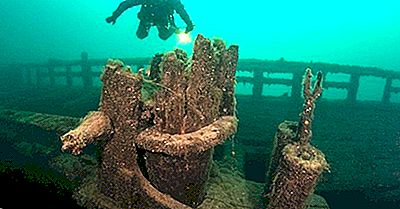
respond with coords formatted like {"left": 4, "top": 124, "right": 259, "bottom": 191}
{"left": 106, "top": 0, "right": 193, "bottom": 40}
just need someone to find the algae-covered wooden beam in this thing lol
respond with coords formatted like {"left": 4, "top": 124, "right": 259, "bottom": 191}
{"left": 61, "top": 111, "right": 112, "bottom": 155}
{"left": 264, "top": 120, "right": 298, "bottom": 192}
{"left": 137, "top": 116, "right": 237, "bottom": 156}
{"left": 141, "top": 35, "right": 239, "bottom": 207}
{"left": 96, "top": 59, "right": 145, "bottom": 207}
{"left": 185, "top": 34, "right": 221, "bottom": 132}
{"left": 218, "top": 44, "right": 239, "bottom": 116}
{"left": 154, "top": 34, "right": 239, "bottom": 134}
{"left": 153, "top": 49, "right": 188, "bottom": 134}
{"left": 297, "top": 68, "right": 323, "bottom": 146}
{"left": 0, "top": 108, "right": 80, "bottom": 135}
{"left": 268, "top": 143, "right": 329, "bottom": 209}
{"left": 266, "top": 68, "right": 328, "bottom": 209}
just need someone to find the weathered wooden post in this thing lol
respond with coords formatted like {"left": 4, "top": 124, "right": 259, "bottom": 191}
{"left": 265, "top": 68, "right": 329, "bottom": 209}
{"left": 382, "top": 77, "right": 392, "bottom": 104}
{"left": 81, "top": 52, "right": 92, "bottom": 88}
{"left": 48, "top": 59, "right": 56, "bottom": 86}
{"left": 253, "top": 69, "right": 263, "bottom": 99}
{"left": 66, "top": 66, "right": 73, "bottom": 87}
{"left": 347, "top": 73, "right": 360, "bottom": 102}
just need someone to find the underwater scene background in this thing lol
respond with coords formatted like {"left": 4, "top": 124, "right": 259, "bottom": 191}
{"left": 0, "top": 0, "right": 400, "bottom": 209}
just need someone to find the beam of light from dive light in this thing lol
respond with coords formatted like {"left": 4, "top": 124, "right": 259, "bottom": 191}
{"left": 177, "top": 32, "right": 192, "bottom": 44}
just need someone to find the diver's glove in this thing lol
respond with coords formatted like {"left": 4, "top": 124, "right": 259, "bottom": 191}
{"left": 106, "top": 16, "right": 117, "bottom": 25}
{"left": 185, "top": 22, "right": 194, "bottom": 33}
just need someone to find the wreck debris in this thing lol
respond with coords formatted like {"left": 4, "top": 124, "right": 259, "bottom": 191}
{"left": 265, "top": 68, "right": 329, "bottom": 209}
{"left": 139, "top": 34, "right": 239, "bottom": 207}
{"left": 297, "top": 68, "right": 323, "bottom": 146}
{"left": 60, "top": 34, "right": 239, "bottom": 208}
{"left": 60, "top": 111, "right": 112, "bottom": 155}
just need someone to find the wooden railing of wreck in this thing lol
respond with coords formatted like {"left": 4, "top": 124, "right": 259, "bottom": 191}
{"left": 238, "top": 59, "right": 400, "bottom": 103}
{"left": 21, "top": 52, "right": 150, "bottom": 88}
{"left": 17, "top": 52, "right": 400, "bottom": 103}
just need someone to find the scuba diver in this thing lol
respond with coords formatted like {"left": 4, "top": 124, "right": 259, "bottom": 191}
{"left": 106, "top": 0, "right": 194, "bottom": 40}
